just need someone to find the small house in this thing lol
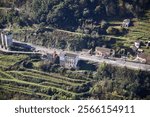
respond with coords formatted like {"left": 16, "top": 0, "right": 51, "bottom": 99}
{"left": 95, "top": 47, "right": 112, "bottom": 58}
{"left": 59, "top": 52, "right": 79, "bottom": 69}
{"left": 134, "top": 40, "right": 141, "bottom": 49}
{"left": 122, "top": 19, "right": 131, "bottom": 28}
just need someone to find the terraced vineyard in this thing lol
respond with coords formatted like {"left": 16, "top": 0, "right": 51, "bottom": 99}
{"left": 0, "top": 54, "right": 27, "bottom": 69}
{"left": 107, "top": 10, "right": 150, "bottom": 54}
{"left": 0, "top": 54, "right": 93, "bottom": 100}
{"left": 125, "top": 10, "right": 150, "bottom": 51}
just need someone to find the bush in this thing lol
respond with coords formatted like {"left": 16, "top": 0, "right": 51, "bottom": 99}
{"left": 39, "top": 61, "right": 52, "bottom": 72}
{"left": 23, "top": 61, "right": 33, "bottom": 69}
{"left": 118, "top": 27, "right": 127, "bottom": 34}
{"left": 106, "top": 27, "right": 119, "bottom": 35}
{"left": 101, "top": 20, "right": 109, "bottom": 29}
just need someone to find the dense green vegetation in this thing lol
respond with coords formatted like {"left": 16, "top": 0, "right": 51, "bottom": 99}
{"left": 0, "top": 54, "right": 27, "bottom": 69}
{"left": 0, "top": 54, "right": 150, "bottom": 100}
{"left": 0, "top": 0, "right": 149, "bottom": 29}
{"left": 0, "top": 54, "right": 93, "bottom": 100}
{"left": 0, "top": 0, "right": 150, "bottom": 55}
{"left": 0, "top": 1, "right": 150, "bottom": 100}
{"left": 91, "top": 63, "right": 150, "bottom": 99}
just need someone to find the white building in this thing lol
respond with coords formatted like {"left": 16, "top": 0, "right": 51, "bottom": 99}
{"left": 122, "top": 19, "right": 131, "bottom": 28}
{"left": 134, "top": 40, "right": 141, "bottom": 49}
{"left": 0, "top": 32, "right": 13, "bottom": 50}
{"left": 59, "top": 52, "right": 79, "bottom": 69}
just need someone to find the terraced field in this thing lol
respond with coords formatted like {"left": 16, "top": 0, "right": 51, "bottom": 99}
{"left": 0, "top": 54, "right": 28, "bottom": 69}
{"left": 0, "top": 54, "right": 93, "bottom": 100}
{"left": 125, "top": 10, "right": 150, "bottom": 49}
{"left": 108, "top": 10, "right": 150, "bottom": 54}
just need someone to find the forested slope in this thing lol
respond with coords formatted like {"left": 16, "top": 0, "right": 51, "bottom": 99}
{"left": 0, "top": 0, "right": 150, "bottom": 29}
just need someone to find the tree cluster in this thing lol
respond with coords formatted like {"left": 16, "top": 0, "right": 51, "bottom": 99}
{"left": 0, "top": 0, "right": 150, "bottom": 29}
{"left": 91, "top": 63, "right": 150, "bottom": 99}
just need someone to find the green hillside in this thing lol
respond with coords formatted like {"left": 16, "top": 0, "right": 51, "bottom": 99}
{"left": 0, "top": 53, "right": 150, "bottom": 100}
{"left": 0, "top": 0, "right": 150, "bottom": 29}
{"left": 0, "top": 0, "right": 150, "bottom": 100}
{"left": 0, "top": 54, "right": 93, "bottom": 100}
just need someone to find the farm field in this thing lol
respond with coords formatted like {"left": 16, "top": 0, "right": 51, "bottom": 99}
{"left": 108, "top": 10, "right": 150, "bottom": 54}
{"left": 0, "top": 54, "right": 93, "bottom": 100}
{"left": 125, "top": 11, "right": 150, "bottom": 53}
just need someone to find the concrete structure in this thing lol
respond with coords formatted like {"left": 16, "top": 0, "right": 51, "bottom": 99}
{"left": 0, "top": 32, "right": 13, "bottom": 50}
{"left": 59, "top": 52, "right": 79, "bottom": 69}
{"left": 95, "top": 47, "right": 112, "bottom": 58}
{"left": 134, "top": 40, "right": 141, "bottom": 49}
{"left": 122, "top": 19, "right": 131, "bottom": 28}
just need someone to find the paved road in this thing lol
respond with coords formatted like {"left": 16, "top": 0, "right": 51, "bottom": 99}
{"left": 0, "top": 48, "right": 40, "bottom": 55}
{"left": 14, "top": 40, "right": 150, "bottom": 71}
{"left": 80, "top": 55, "right": 150, "bottom": 71}
{"left": 2, "top": 40, "right": 150, "bottom": 71}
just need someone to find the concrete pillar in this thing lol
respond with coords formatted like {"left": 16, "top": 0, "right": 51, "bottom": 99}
{"left": 0, "top": 32, "right": 13, "bottom": 50}
{"left": 8, "top": 34, "right": 13, "bottom": 47}
{"left": 5, "top": 35, "right": 8, "bottom": 49}
{"left": 5, "top": 34, "right": 13, "bottom": 50}
{"left": 0, "top": 33, "right": 2, "bottom": 48}
{"left": 1, "top": 33, "right": 5, "bottom": 48}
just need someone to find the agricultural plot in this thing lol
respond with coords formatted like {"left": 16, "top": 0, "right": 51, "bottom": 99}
{"left": 125, "top": 11, "right": 150, "bottom": 53}
{"left": 107, "top": 10, "right": 150, "bottom": 54}
{"left": 0, "top": 54, "right": 28, "bottom": 69}
{"left": 0, "top": 54, "right": 93, "bottom": 100}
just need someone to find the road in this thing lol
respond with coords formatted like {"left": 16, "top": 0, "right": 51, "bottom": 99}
{"left": 13, "top": 40, "right": 150, "bottom": 71}
{"left": 80, "top": 55, "right": 150, "bottom": 71}
{"left": 0, "top": 48, "right": 40, "bottom": 55}
{"left": 1, "top": 40, "right": 150, "bottom": 71}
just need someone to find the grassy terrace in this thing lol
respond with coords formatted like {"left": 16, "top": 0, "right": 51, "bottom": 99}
{"left": 125, "top": 11, "right": 150, "bottom": 53}
{"left": 107, "top": 10, "right": 150, "bottom": 53}
{"left": 0, "top": 54, "right": 93, "bottom": 100}
{"left": 0, "top": 54, "right": 28, "bottom": 69}
{"left": 0, "top": 70, "right": 91, "bottom": 99}
{"left": 0, "top": 84, "right": 52, "bottom": 99}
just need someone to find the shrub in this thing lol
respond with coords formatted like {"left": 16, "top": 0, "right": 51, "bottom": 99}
{"left": 101, "top": 20, "right": 109, "bottom": 29}
{"left": 23, "top": 61, "right": 33, "bottom": 69}
{"left": 106, "top": 27, "right": 119, "bottom": 35}
{"left": 118, "top": 27, "right": 127, "bottom": 34}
